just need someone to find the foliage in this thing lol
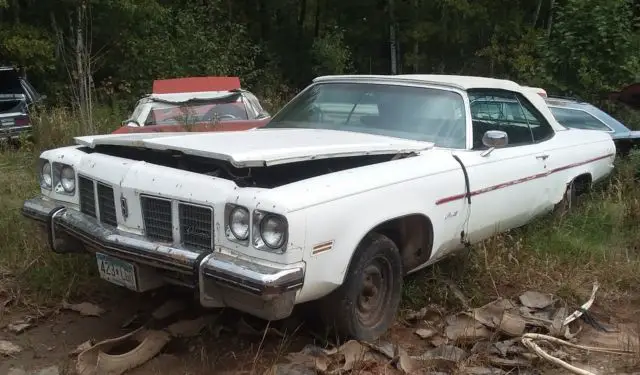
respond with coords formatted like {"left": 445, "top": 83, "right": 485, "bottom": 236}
{"left": 0, "top": 0, "right": 638, "bottom": 122}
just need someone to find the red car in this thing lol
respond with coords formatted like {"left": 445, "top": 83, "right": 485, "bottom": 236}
{"left": 113, "top": 76, "right": 270, "bottom": 134}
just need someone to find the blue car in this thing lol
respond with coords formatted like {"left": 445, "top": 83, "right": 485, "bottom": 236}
{"left": 543, "top": 96, "right": 640, "bottom": 156}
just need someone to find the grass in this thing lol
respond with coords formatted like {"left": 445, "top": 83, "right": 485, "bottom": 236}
{"left": 2, "top": 105, "right": 640, "bottom": 320}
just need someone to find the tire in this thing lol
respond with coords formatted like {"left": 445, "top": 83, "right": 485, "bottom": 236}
{"left": 319, "top": 233, "right": 403, "bottom": 342}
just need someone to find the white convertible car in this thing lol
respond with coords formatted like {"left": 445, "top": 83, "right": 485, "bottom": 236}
{"left": 22, "top": 75, "right": 615, "bottom": 341}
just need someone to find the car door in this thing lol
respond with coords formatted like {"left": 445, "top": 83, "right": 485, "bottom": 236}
{"left": 454, "top": 89, "right": 551, "bottom": 243}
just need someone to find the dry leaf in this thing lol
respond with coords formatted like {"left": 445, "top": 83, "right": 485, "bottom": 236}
{"left": 415, "top": 328, "right": 437, "bottom": 339}
{"left": 519, "top": 291, "right": 554, "bottom": 309}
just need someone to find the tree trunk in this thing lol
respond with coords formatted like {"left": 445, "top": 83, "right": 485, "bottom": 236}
{"left": 298, "top": 0, "right": 307, "bottom": 32}
{"left": 389, "top": 0, "right": 397, "bottom": 74}
{"left": 547, "top": 0, "right": 555, "bottom": 37}
{"left": 533, "top": 0, "right": 542, "bottom": 27}
{"left": 314, "top": 0, "right": 321, "bottom": 37}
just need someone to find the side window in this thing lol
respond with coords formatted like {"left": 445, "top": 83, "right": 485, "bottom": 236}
{"left": 548, "top": 107, "right": 611, "bottom": 131}
{"left": 468, "top": 91, "right": 534, "bottom": 149}
{"left": 514, "top": 93, "right": 554, "bottom": 142}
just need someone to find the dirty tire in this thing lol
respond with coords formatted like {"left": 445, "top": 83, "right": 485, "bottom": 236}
{"left": 320, "top": 233, "right": 402, "bottom": 342}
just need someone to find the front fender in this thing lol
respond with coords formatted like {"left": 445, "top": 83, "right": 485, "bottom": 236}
{"left": 294, "top": 169, "right": 466, "bottom": 303}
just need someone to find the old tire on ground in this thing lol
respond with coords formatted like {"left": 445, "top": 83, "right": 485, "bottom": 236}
{"left": 320, "top": 232, "right": 403, "bottom": 342}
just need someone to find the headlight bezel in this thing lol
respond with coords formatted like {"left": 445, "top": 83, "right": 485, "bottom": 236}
{"left": 252, "top": 209, "right": 288, "bottom": 253}
{"left": 224, "top": 203, "right": 251, "bottom": 245}
{"left": 39, "top": 158, "right": 52, "bottom": 190}
{"left": 52, "top": 162, "right": 76, "bottom": 195}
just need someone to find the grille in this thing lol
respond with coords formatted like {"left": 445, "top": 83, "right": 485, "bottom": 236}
{"left": 140, "top": 196, "right": 173, "bottom": 242}
{"left": 78, "top": 176, "right": 96, "bottom": 217}
{"left": 179, "top": 203, "right": 213, "bottom": 251}
{"left": 97, "top": 183, "right": 117, "bottom": 226}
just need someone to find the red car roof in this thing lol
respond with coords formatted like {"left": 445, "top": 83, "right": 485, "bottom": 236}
{"left": 152, "top": 77, "right": 241, "bottom": 94}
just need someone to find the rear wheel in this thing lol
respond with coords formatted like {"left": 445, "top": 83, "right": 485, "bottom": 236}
{"left": 320, "top": 233, "right": 402, "bottom": 342}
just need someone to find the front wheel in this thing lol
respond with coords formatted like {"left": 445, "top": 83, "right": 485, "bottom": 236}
{"left": 320, "top": 233, "right": 403, "bottom": 342}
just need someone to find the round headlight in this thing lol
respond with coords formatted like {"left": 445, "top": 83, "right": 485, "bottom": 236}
{"left": 61, "top": 166, "right": 75, "bottom": 192}
{"left": 260, "top": 215, "right": 287, "bottom": 249}
{"left": 229, "top": 206, "right": 250, "bottom": 240}
{"left": 41, "top": 162, "right": 52, "bottom": 188}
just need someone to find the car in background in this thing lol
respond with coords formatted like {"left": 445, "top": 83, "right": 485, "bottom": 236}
{"left": 543, "top": 96, "right": 640, "bottom": 156}
{"left": 0, "top": 66, "right": 44, "bottom": 141}
{"left": 114, "top": 76, "right": 270, "bottom": 134}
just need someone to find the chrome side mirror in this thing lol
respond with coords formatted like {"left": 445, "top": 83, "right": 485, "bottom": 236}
{"left": 481, "top": 130, "right": 508, "bottom": 156}
{"left": 482, "top": 130, "right": 508, "bottom": 148}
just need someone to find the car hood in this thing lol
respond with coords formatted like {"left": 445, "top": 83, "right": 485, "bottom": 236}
{"left": 75, "top": 128, "right": 433, "bottom": 167}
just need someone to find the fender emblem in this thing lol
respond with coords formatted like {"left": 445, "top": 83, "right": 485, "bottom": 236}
{"left": 120, "top": 195, "right": 129, "bottom": 219}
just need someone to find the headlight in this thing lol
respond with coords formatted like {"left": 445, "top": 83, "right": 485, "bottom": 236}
{"left": 252, "top": 210, "right": 288, "bottom": 252}
{"left": 227, "top": 205, "right": 250, "bottom": 241}
{"left": 261, "top": 215, "right": 287, "bottom": 248}
{"left": 40, "top": 160, "right": 52, "bottom": 189}
{"left": 60, "top": 165, "right": 76, "bottom": 193}
{"left": 52, "top": 163, "right": 76, "bottom": 194}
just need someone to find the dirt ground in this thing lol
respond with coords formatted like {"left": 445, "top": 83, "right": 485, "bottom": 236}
{"left": 2, "top": 282, "right": 640, "bottom": 375}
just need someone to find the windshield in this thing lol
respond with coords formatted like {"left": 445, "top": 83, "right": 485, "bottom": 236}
{"left": 548, "top": 106, "right": 612, "bottom": 131}
{"left": 265, "top": 82, "right": 467, "bottom": 148}
{"left": 143, "top": 97, "right": 249, "bottom": 126}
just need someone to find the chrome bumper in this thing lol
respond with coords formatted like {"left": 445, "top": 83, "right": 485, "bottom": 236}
{"left": 0, "top": 125, "right": 32, "bottom": 139}
{"left": 22, "top": 197, "right": 305, "bottom": 320}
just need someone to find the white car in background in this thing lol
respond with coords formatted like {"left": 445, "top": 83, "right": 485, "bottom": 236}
{"left": 23, "top": 74, "right": 615, "bottom": 341}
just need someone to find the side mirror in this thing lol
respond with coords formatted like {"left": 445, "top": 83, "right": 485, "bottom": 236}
{"left": 482, "top": 130, "right": 509, "bottom": 148}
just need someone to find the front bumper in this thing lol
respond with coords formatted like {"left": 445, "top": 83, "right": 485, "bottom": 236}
{"left": 22, "top": 197, "right": 305, "bottom": 321}
{"left": 0, "top": 125, "right": 32, "bottom": 139}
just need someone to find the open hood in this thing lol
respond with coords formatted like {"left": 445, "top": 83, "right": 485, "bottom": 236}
{"left": 75, "top": 128, "right": 433, "bottom": 168}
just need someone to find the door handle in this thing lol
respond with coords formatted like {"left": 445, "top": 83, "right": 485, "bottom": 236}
{"left": 536, "top": 154, "right": 549, "bottom": 160}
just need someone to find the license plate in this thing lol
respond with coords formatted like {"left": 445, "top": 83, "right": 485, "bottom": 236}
{"left": 0, "top": 119, "right": 15, "bottom": 127}
{"left": 96, "top": 253, "right": 138, "bottom": 291}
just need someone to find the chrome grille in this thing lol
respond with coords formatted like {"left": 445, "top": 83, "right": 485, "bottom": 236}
{"left": 97, "top": 183, "right": 117, "bottom": 227}
{"left": 140, "top": 196, "right": 173, "bottom": 242}
{"left": 179, "top": 203, "right": 213, "bottom": 251}
{"left": 78, "top": 176, "right": 96, "bottom": 217}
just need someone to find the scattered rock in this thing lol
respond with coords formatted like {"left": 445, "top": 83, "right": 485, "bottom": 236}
{"left": 0, "top": 339, "right": 23, "bottom": 356}
{"left": 33, "top": 366, "right": 60, "bottom": 375}
{"left": 7, "top": 321, "right": 32, "bottom": 334}
{"left": 445, "top": 314, "right": 493, "bottom": 343}
{"left": 70, "top": 340, "right": 95, "bottom": 356}
{"left": 265, "top": 363, "right": 317, "bottom": 375}
{"left": 166, "top": 315, "right": 211, "bottom": 338}
{"left": 415, "top": 328, "right": 437, "bottom": 339}
{"left": 413, "top": 344, "right": 468, "bottom": 363}
{"left": 151, "top": 299, "right": 186, "bottom": 320}
{"left": 62, "top": 301, "right": 105, "bottom": 317}
{"left": 519, "top": 291, "right": 555, "bottom": 309}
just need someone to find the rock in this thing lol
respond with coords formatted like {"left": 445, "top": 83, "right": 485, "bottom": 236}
{"left": 61, "top": 301, "right": 105, "bottom": 317}
{"left": 69, "top": 340, "right": 94, "bottom": 356}
{"left": 7, "top": 321, "right": 32, "bottom": 334}
{"left": 265, "top": 363, "right": 316, "bottom": 375}
{"left": 33, "top": 366, "right": 60, "bottom": 375}
{"left": 518, "top": 291, "right": 554, "bottom": 309}
{"left": 0, "top": 340, "right": 23, "bottom": 356}
{"left": 166, "top": 315, "right": 211, "bottom": 338}
{"left": 445, "top": 314, "right": 492, "bottom": 343}
{"left": 151, "top": 299, "right": 186, "bottom": 320}
{"left": 415, "top": 328, "right": 437, "bottom": 339}
{"left": 413, "top": 344, "right": 468, "bottom": 363}
{"left": 7, "top": 368, "right": 27, "bottom": 375}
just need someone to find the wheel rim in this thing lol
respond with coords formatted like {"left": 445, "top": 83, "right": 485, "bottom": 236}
{"left": 355, "top": 255, "right": 393, "bottom": 328}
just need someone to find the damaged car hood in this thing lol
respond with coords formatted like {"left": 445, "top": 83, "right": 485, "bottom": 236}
{"left": 75, "top": 128, "right": 434, "bottom": 167}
